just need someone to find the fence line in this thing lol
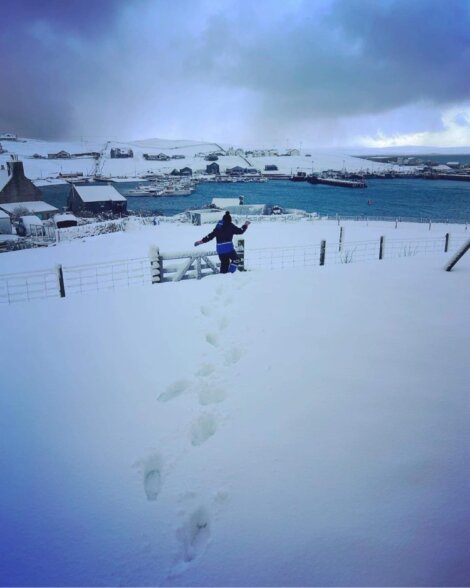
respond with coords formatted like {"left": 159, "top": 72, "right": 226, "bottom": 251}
{"left": 0, "top": 234, "right": 467, "bottom": 304}
{"left": 0, "top": 267, "right": 61, "bottom": 304}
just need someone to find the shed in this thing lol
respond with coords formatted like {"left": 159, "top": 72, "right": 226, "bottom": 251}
{"left": 186, "top": 210, "right": 226, "bottom": 226}
{"left": 54, "top": 213, "right": 78, "bottom": 228}
{"left": 0, "top": 200, "right": 58, "bottom": 220}
{"left": 68, "top": 184, "right": 127, "bottom": 215}
{"left": 17, "top": 215, "right": 44, "bottom": 236}
{"left": 0, "top": 209, "right": 11, "bottom": 234}
{"left": 211, "top": 198, "right": 242, "bottom": 208}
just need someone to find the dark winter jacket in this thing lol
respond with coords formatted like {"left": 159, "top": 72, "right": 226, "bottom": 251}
{"left": 202, "top": 220, "right": 247, "bottom": 254}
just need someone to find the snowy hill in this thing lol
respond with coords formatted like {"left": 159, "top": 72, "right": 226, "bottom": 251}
{"left": 0, "top": 219, "right": 469, "bottom": 586}
{"left": 0, "top": 135, "right": 391, "bottom": 183}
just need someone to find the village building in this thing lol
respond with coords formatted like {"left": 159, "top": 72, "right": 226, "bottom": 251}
{"left": 0, "top": 132, "right": 17, "bottom": 140}
{"left": 265, "top": 164, "right": 278, "bottom": 171}
{"left": 0, "top": 158, "right": 43, "bottom": 204}
{"left": 47, "top": 150, "right": 71, "bottom": 159}
{"left": 67, "top": 184, "right": 127, "bottom": 215}
{"left": 171, "top": 154, "right": 186, "bottom": 159}
{"left": 143, "top": 153, "right": 170, "bottom": 161}
{"left": 0, "top": 201, "right": 58, "bottom": 220}
{"left": 226, "top": 166, "right": 259, "bottom": 176}
{"left": 206, "top": 162, "right": 220, "bottom": 175}
{"left": 110, "top": 148, "right": 133, "bottom": 159}
{"left": 170, "top": 167, "right": 193, "bottom": 176}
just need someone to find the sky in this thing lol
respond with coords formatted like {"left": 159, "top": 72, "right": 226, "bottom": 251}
{"left": 1, "top": 0, "right": 470, "bottom": 148}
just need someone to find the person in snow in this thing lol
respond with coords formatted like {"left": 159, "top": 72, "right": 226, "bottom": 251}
{"left": 194, "top": 211, "right": 250, "bottom": 273}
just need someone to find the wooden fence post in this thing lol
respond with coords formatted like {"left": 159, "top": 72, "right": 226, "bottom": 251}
{"left": 379, "top": 236, "right": 385, "bottom": 260}
{"left": 395, "top": 219, "right": 398, "bottom": 229}
{"left": 338, "top": 226, "right": 344, "bottom": 252}
{"left": 429, "top": 219, "right": 432, "bottom": 231}
{"left": 445, "top": 238, "right": 470, "bottom": 272}
{"left": 320, "top": 240, "right": 326, "bottom": 266}
{"left": 149, "top": 246, "right": 162, "bottom": 283}
{"left": 444, "top": 233, "right": 450, "bottom": 253}
{"left": 57, "top": 264, "right": 66, "bottom": 297}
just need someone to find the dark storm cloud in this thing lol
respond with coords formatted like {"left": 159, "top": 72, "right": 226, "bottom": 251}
{"left": 1, "top": 0, "right": 469, "bottom": 141}
{"left": 189, "top": 0, "right": 470, "bottom": 121}
{"left": 0, "top": 0, "right": 129, "bottom": 138}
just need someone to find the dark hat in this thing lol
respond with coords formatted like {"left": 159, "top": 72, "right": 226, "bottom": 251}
{"left": 223, "top": 211, "right": 232, "bottom": 223}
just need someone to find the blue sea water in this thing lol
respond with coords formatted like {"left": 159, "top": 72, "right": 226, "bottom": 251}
{"left": 39, "top": 178, "right": 470, "bottom": 222}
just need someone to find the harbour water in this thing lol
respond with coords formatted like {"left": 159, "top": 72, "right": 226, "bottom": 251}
{"left": 39, "top": 178, "right": 470, "bottom": 222}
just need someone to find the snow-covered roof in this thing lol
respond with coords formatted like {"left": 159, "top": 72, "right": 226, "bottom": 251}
{"left": 54, "top": 213, "right": 78, "bottom": 223}
{"left": 0, "top": 201, "right": 58, "bottom": 214}
{"left": 211, "top": 198, "right": 240, "bottom": 208}
{"left": 19, "top": 215, "right": 43, "bottom": 225}
{"left": 74, "top": 185, "right": 126, "bottom": 203}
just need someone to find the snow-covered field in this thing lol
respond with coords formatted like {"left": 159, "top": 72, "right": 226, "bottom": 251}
{"left": 0, "top": 219, "right": 469, "bottom": 586}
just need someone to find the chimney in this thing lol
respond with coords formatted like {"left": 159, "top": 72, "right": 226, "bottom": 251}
{"left": 7, "top": 158, "right": 26, "bottom": 179}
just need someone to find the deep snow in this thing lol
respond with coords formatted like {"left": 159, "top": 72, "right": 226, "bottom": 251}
{"left": 0, "top": 220, "right": 469, "bottom": 586}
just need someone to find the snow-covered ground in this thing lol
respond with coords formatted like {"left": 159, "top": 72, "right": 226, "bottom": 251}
{"left": 0, "top": 219, "right": 469, "bottom": 586}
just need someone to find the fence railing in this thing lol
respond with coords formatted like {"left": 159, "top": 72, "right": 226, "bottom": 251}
{"left": 0, "top": 267, "right": 61, "bottom": 304}
{"left": 0, "top": 234, "right": 466, "bottom": 304}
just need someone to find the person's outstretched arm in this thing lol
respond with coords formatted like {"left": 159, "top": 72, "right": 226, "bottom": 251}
{"left": 231, "top": 220, "right": 250, "bottom": 235}
{"left": 194, "top": 227, "right": 217, "bottom": 246}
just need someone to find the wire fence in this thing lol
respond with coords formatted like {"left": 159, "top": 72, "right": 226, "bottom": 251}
{"left": 0, "top": 234, "right": 468, "bottom": 304}
{"left": 62, "top": 256, "right": 152, "bottom": 295}
{"left": 0, "top": 268, "right": 60, "bottom": 304}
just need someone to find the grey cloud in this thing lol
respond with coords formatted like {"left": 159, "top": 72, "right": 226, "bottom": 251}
{"left": 188, "top": 0, "right": 470, "bottom": 122}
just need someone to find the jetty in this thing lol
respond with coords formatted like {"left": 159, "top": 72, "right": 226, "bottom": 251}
{"left": 307, "top": 175, "right": 367, "bottom": 188}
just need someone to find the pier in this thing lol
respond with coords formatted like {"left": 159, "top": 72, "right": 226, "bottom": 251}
{"left": 307, "top": 176, "right": 367, "bottom": 188}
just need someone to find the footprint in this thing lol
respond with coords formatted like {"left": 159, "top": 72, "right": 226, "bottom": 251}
{"left": 224, "top": 346, "right": 243, "bottom": 365}
{"left": 217, "top": 317, "right": 229, "bottom": 330}
{"left": 158, "top": 379, "right": 190, "bottom": 402}
{"left": 190, "top": 414, "right": 217, "bottom": 446}
{"left": 176, "top": 507, "right": 211, "bottom": 563}
{"left": 195, "top": 363, "right": 215, "bottom": 377}
{"left": 198, "top": 383, "right": 227, "bottom": 406}
{"left": 205, "top": 333, "right": 220, "bottom": 347}
{"left": 200, "top": 305, "right": 212, "bottom": 317}
{"left": 142, "top": 455, "right": 163, "bottom": 501}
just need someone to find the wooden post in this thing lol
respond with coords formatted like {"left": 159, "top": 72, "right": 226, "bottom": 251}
{"left": 444, "top": 233, "right": 450, "bottom": 253}
{"left": 379, "top": 236, "right": 385, "bottom": 260}
{"left": 196, "top": 257, "right": 202, "bottom": 279}
{"left": 337, "top": 215, "right": 340, "bottom": 226}
{"left": 57, "top": 264, "right": 66, "bottom": 298}
{"left": 320, "top": 240, "right": 326, "bottom": 266}
{"left": 338, "top": 226, "right": 344, "bottom": 252}
{"left": 429, "top": 219, "right": 432, "bottom": 231}
{"left": 149, "top": 246, "right": 162, "bottom": 283}
{"left": 445, "top": 238, "right": 470, "bottom": 272}
{"left": 395, "top": 219, "right": 398, "bottom": 229}
{"left": 236, "top": 238, "right": 245, "bottom": 271}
